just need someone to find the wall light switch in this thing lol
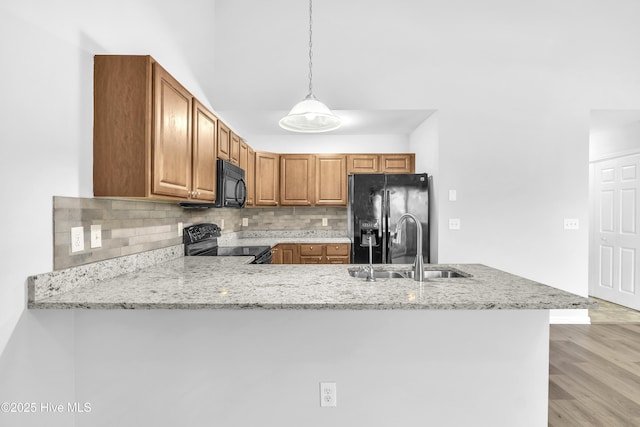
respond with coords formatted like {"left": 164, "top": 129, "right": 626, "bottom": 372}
{"left": 242, "top": 218, "right": 249, "bottom": 227}
{"left": 449, "top": 189, "right": 457, "bottom": 201}
{"left": 220, "top": 219, "right": 225, "bottom": 230}
{"left": 178, "top": 222, "right": 183, "bottom": 237}
{"left": 71, "top": 226, "right": 84, "bottom": 253}
{"left": 449, "top": 218, "right": 461, "bottom": 230}
{"left": 322, "top": 218, "right": 328, "bottom": 226}
{"left": 90, "top": 224, "right": 102, "bottom": 248}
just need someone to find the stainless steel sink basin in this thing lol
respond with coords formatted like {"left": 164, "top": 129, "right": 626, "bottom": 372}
{"left": 348, "top": 268, "right": 466, "bottom": 279}
{"left": 349, "top": 270, "right": 407, "bottom": 279}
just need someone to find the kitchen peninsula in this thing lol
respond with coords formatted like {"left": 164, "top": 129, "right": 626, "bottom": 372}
{"left": 28, "top": 251, "right": 591, "bottom": 426}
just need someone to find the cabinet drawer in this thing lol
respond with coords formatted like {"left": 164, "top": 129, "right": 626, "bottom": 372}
{"left": 300, "top": 244, "right": 323, "bottom": 256}
{"left": 300, "top": 256, "right": 323, "bottom": 264}
{"left": 326, "top": 244, "right": 350, "bottom": 256}
{"left": 326, "top": 256, "right": 349, "bottom": 264}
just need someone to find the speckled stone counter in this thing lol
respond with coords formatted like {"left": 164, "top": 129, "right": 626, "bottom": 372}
{"left": 28, "top": 258, "right": 591, "bottom": 310}
{"left": 217, "top": 230, "right": 351, "bottom": 247}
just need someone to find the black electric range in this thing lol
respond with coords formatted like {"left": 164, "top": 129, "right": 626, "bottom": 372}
{"left": 183, "top": 223, "right": 272, "bottom": 264}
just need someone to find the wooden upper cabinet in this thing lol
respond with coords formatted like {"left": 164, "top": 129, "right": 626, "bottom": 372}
{"left": 347, "top": 154, "right": 380, "bottom": 174}
{"left": 94, "top": 55, "right": 202, "bottom": 200}
{"left": 217, "top": 121, "right": 231, "bottom": 161}
{"left": 230, "top": 132, "right": 241, "bottom": 165}
{"left": 381, "top": 154, "right": 415, "bottom": 173}
{"left": 152, "top": 63, "right": 193, "bottom": 199}
{"left": 255, "top": 151, "right": 280, "bottom": 206}
{"left": 94, "top": 55, "right": 150, "bottom": 198}
{"left": 191, "top": 100, "right": 217, "bottom": 201}
{"left": 280, "top": 154, "right": 314, "bottom": 206}
{"left": 239, "top": 141, "right": 255, "bottom": 206}
{"left": 315, "top": 154, "right": 347, "bottom": 206}
{"left": 246, "top": 145, "right": 255, "bottom": 206}
{"left": 347, "top": 153, "right": 415, "bottom": 174}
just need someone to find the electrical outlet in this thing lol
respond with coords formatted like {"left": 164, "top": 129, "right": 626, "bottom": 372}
{"left": 90, "top": 224, "right": 102, "bottom": 248}
{"left": 220, "top": 219, "right": 225, "bottom": 230}
{"left": 564, "top": 218, "right": 579, "bottom": 230}
{"left": 449, "top": 189, "right": 457, "bottom": 201}
{"left": 71, "top": 226, "right": 84, "bottom": 253}
{"left": 242, "top": 218, "right": 249, "bottom": 227}
{"left": 449, "top": 218, "right": 461, "bottom": 230}
{"left": 320, "top": 382, "right": 337, "bottom": 407}
{"left": 322, "top": 218, "right": 328, "bottom": 226}
{"left": 178, "top": 222, "right": 183, "bottom": 237}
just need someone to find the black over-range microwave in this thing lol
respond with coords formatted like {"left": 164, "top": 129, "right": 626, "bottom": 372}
{"left": 179, "top": 159, "right": 246, "bottom": 209}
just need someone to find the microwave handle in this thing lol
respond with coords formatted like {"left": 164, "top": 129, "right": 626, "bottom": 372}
{"left": 235, "top": 178, "right": 247, "bottom": 208}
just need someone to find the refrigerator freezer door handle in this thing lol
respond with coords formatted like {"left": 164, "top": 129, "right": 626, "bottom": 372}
{"left": 383, "top": 190, "right": 391, "bottom": 263}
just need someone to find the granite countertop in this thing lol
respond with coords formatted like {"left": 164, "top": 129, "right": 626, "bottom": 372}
{"left": 217, "top": 231, "right": 351, "bottom": 247}
{"left": 28, "top": 256, "right": 592, "bottom": 310}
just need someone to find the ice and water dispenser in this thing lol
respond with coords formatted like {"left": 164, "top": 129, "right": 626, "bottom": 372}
{"left": 359, "top": 220, "right": 380, "bottom": 248}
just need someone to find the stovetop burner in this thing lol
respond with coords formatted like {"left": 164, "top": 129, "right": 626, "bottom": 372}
{"left": 183, "top": 223, "right": 272, "bottom": 264}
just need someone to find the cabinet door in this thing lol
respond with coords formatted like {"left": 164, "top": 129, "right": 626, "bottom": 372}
{"left": 246, "top": 146, "right": 255, "bottom": 206}
{"left": 217, "top": 121, "right": 231, "bottom": 160}
{"left": 271, "top": 246, "right": 283, "bottom": 264}
{"left": 255, "top": 151, "right": 280, "bottom": 206}
{"left": 347, "top": 154, "right": 380, "bottom": 174}
{"left": 191, "top": 101, "right": 217, "bottom": 201}
{"left": 315, "top": 154, "right": 347, "bottom": 206}
{"left": 152, "top": 63, "right": 193, "bottom": 199}
{"left": 280, "top": 154, "right": 314, "bottom": 206}
{"left": 381, "top": 154, "right": 415, "bottom": 173}
{"left": 230, "top": 132, "right": 241, "bottom": 165}
{"left": 272, "top": 244, "right": 300, "bottom": 264}
{"left": 239, "top": 140, "right": 248, "bottom": 170}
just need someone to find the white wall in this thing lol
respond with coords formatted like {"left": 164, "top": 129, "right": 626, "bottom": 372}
{"left": 247, "top": 134, "right": 409, "bottom": 153}
{"left": 590, "top": 116, "right": 640, "bottom": 160}
{"left": 0, "top": 1, "right": 217, "bottom": 426}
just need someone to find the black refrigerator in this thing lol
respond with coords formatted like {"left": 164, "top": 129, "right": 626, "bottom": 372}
{"left": 348, "top": 173, "right": 429, "bottom": 264}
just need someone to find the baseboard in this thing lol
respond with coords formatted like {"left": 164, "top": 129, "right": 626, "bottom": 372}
{"left": 550, "top": 309, "right": 591, "bottom": 324}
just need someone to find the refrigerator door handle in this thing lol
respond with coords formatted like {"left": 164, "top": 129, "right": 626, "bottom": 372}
{"left": 383, "top": 190, "right": 390, "bottom": 263}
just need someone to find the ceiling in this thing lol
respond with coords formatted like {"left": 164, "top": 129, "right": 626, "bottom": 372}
{"left": 207, "top": 0, "right": 451, "bottom": 137}
{"left": 217, "top": 109, "right": 435, "bottom": 136}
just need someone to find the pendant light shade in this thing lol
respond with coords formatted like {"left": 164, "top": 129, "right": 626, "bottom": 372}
{"left": 279, "top": 0, "right": 341, "bottom": 133}
{"left": 279, "top": 94, "right": 342, "bottom": 133}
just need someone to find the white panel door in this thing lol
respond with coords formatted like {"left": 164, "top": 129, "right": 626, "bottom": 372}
{"left": 590, "top": 154, "right": 640, "bottom": 310}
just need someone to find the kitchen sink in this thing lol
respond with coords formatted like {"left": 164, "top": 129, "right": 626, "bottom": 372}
{"left": 348, "top": 268, "right": 466, "bottom": 279}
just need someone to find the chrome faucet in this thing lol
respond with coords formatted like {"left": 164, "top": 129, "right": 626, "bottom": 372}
{"left": 364, "top": 230, "right": 376, "bottom": 282}
{"left": 393, "top": 213, "right": 424, "bottom": 281}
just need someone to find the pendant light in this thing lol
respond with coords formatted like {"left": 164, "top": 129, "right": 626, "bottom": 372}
{"left": 279, "top": 0, "right": 341, "bottom": 133}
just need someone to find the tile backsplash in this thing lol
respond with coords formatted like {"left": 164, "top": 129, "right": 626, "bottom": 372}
{"left": 53, "top": 196, "right": 347, "bottom": 270}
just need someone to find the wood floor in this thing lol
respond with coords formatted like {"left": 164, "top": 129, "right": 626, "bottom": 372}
{"left": 549, "top": 317, "right": 640, "bottom": 425}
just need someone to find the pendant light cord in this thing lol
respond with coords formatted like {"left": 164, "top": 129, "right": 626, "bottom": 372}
{"left": 308, "top": 0, "right": 313, "bottom": 97}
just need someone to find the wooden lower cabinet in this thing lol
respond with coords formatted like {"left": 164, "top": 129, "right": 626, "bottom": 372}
{"left": 274, "top": 243, "right": 350, "bottom": 264}
{"left": 325, "top": 243, "right": 350, "bottom": 264}
{"left": 300, "top": 244, "right": 324, "bottom": 264}
{"left": 271, "top": 244, "right": 300, "bottom": 264}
